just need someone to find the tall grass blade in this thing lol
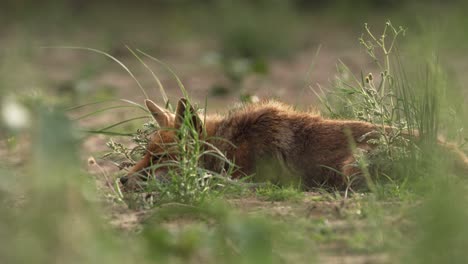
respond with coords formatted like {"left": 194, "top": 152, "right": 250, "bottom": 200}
{"left": 42, "top": 46, "right": 149, "bottom": 99}
{"left": 136, "top": 49, "right": 188, "bottom": 97}
{"left": 126, "top": 46, "right": 170, "bottom": 109}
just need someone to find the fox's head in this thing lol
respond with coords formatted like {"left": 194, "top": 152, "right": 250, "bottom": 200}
{"left": 119, "top": 98, "right": 204, "bottom": 189}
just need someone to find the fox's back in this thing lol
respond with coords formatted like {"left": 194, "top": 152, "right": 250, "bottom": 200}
{"left": 209, "top": 101, "right": 377, "bottom": 187}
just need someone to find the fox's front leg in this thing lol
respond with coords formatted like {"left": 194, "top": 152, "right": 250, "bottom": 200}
{"left": 120, "top": 152, "right": 152, "bottom": 189}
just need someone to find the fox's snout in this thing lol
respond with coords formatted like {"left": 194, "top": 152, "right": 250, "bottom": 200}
{"left": 119, "top": 169, "right": 170, "bottom": 190}
{"left": 119, "top": 173, "right": 148, "bottom": 190}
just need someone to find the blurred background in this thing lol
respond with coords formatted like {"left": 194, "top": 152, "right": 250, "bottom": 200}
{"left": 1, "top": 0, "right": 467, "bottom": 111}
{"left": 1, "top": 1, "right": 468, "bottom": 263}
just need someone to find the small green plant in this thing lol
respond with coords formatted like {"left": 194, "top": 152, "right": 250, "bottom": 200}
{"left": 316, "top": 21, "right": 460, "bottom": 191}
{"left": 104, "top": 121, "right": 157, "bottom": 170}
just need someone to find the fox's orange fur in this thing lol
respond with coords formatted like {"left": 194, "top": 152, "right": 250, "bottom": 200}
{"left": 121, "top": 98, "right": 468, "bottom": 189}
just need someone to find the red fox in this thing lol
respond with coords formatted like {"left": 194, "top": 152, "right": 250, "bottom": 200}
{"left": 120, "top": 98, "right": 468, "bottom": 189}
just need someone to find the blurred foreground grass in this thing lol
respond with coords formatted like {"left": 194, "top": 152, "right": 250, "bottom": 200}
{"left": 2, "top": 105, "right": 467, "bottom": 263}
{"left": 1, "top": 2, "right": 468, "bottom": 263}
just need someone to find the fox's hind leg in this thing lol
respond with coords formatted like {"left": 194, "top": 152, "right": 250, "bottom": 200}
{"left": 340, "top": 144, "right": 375, "bottom": 190}
{"left": 340, "top": 155, "right": 366, "bottom": 190}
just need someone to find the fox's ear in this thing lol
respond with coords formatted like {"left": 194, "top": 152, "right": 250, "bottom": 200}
{"left": 174, "top": 98, "right": 203, "bottom": 133}
{"left": 145, "top": 99, "right": 174, "bottom": 127}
